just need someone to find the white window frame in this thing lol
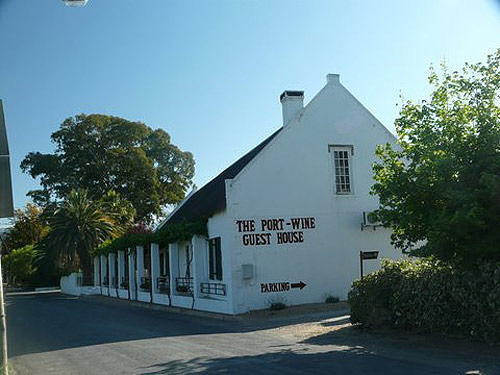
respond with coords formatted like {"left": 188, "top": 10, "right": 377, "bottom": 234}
{"left": 329, "top": 145, "right": 354, "bottom": 195}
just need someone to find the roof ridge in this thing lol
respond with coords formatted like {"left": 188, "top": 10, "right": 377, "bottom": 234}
{"left": 165, "top": 127, "right": 283, "bottom": 224}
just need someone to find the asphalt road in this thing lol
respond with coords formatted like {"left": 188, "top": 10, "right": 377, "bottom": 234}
{"left": 6, "top": 293, "right": 500, "bottom": 375}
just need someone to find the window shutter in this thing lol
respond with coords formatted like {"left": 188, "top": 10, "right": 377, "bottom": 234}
{"left": 209, "top": 239, "right": 215, "bottom": 280}
{"left": 215, "top": 238, "right": 222, "bottom": 281}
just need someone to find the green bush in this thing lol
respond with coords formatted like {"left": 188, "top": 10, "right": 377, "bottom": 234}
{"left": 325, "top": 296, "right": 340, "bottom": 304}
{"left": 348, "top": 258, "right": 500, "bottom": 342}
{"left": 269, "top": 302, "right": 287, "bottom": 311}
{"left": 3, "top": 245, "right": 41, "bottom": 286}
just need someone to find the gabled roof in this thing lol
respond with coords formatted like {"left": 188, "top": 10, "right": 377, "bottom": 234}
{"left": 165, "top": 127, "right": 282, "bottom": 224}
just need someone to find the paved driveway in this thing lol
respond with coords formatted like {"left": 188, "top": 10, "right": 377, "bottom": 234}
{"left": 6, "top": 293, "right": 499, "bottom": 374}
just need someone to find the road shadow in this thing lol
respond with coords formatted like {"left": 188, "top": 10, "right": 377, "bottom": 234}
{"left": 137, "top": 324, "right": 499, "bottom": 375}
{"left": 302, "top": 320, "right": 500, "bottom": 354}
{"left": 6, "top": 292, "right": 345, "bottom": 357}
{"left": 8, "top": 293, "right": 498, "bottom": 374}
{"left": 7, "top": 293, "right": 235, "bottom": 357}
{"left": 137, "top": 347, "right": 457, "bottom": 375}
{"left": 297, "top": 323, "right": 500, "bottom": 375}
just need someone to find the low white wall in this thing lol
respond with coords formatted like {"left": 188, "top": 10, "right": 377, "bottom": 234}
{"left": 171, "top": 295, "right": 194, "bottom": 309}
{"left": 60, "top": 273, "right": 83, "bottom": 296}
{"left": 117, "top": 289, "right": 129, "bottom": 299}
{"left": 137, "top": 291, "right": 151, "bottom": 303}
{"left": 195, "top": 297, "right": 233, "bottom": 314}
{"left": 152, "top": 293, "right": 170, "bottom": 305}
{"left": 60, "top": 273, "right": 100, "bottom": 296}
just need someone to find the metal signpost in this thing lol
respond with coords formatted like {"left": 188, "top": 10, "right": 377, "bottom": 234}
{"left": 0, "top": 100, "right": 14, "bottom": 375}
{"left": 359, "top": 250, "right": 379, "bottom": 281}
{"left": 0, "top": 256, "right": 7, "bottom": 375}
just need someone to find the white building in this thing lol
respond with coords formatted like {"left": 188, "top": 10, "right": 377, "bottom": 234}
{"left": 91, "top": 74, "right": 400, "bottom": 314}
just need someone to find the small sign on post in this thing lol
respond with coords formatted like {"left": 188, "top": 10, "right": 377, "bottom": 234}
{"left": 361, "top": 251, "right": 379, "bottom": 260}
{"left": 359, "top": 250, "right": 379, "bottom": 281}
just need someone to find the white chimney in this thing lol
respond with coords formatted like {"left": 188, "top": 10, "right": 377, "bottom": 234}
{"left": 280, "top": 90, "right": 304, "bottom": 126}
{"left": 326, "top": 73, "right": 340, "bottom": 84}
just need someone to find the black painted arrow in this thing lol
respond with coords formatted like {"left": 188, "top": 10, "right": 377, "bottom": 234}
{"left": 290, "top": 281, "right": 306, "bottom": 290}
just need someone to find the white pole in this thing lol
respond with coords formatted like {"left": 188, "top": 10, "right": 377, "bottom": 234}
{"left": 0, "top": 255, "right": 8, "bottom": 375}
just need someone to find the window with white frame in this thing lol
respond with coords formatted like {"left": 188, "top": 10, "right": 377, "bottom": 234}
{"left": 330, "top": 145, "right": 353, "bottom": 194}
{"left": 208, "top": 237, "right": 222, "bottom": 281}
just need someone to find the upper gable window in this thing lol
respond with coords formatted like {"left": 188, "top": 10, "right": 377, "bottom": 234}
{"left": 329, "top": 145, "right": 354, "bottom": 195}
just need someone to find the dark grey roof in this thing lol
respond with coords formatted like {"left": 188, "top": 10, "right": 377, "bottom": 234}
{"left": 166, "top": 127, "right": 283, "bottom": 224}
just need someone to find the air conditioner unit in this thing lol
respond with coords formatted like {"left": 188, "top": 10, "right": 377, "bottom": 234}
{"left": 361, "top": 211, "right": 382, "bottom": 230}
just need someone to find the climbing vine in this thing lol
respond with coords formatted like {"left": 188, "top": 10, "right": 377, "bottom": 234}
{"left": 91, "top": 219, "right": 208, "bottom": 256}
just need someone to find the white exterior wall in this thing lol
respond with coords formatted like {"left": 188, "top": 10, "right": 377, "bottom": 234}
{"left": 96, "top": 76, "right": 400, "bottom": 315}
{"left": 193, "top": 214, "right": 234, "bottom": 314}
{"left": 218, "top": 76, "right": 400, "bottom": 314}
{"left": 166, "top": 213, "right": 235, "bottom": 314}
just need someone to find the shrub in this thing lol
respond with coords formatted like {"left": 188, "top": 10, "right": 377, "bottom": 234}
{"left": 348, "top": 259, "right": 500, "bottom": 341}
{"left": 3, "top": 245, "right": 41, "bottom": 286}
{"left": 325, "top": 296, "right": 340, "bottom": 304}
{"left": 269, "top": 302, "right": 287, "bottom": 311}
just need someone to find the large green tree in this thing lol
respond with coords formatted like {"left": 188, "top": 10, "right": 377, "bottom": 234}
{"left": 372, "top": 49, "right": 500, "bottom": 261}
{"left": 21, "top": 114, "right": 195, "bottom": 222}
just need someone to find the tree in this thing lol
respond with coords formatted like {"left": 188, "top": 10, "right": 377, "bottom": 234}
{"left": 1, "top": 204, "right": 50, "bottom": 254}
{"left": 21, "top": 114, "right": 195, "bottom": 222}
{"left": 3, "top": 245, "right": 41, "bottom": 286}
{"left": 372, "top": 49, "right": 500, "bottom": 262}
{"left": 99, "top": 190, "right": 136, "bottom": 228}
{"left": 46, "top": 189, "right": 129, "bottom": 276}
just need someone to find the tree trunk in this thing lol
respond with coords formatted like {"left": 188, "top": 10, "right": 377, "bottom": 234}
{"left": 77, "top": 248, "right": 92, "bottom": 281}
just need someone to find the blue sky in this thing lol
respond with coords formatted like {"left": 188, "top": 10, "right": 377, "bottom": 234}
{"left": 0, "top": 0, "right": 499, "bottom": 211}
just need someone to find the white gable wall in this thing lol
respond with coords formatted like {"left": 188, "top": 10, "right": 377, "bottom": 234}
{"left": 222, "top": 77, "right": 400, "bottom": 314}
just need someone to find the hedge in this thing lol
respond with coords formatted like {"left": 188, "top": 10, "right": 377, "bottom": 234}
{"left": 348, "top": 258, "right": 500, "bottom": 342}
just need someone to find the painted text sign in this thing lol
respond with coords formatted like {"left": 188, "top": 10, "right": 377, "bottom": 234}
{"left": 260, "top": 281, "right": 307, "bottom": 293}
{"left": 236, "top": 217, "right": 316, "bottom": 246}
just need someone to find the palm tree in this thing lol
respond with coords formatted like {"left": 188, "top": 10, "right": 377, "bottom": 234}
{"left": 47, "top": 190, "right": 120, "bottom": 277}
